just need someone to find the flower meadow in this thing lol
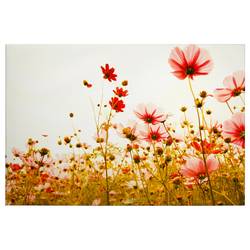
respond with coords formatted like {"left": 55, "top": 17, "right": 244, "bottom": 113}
{"left": 6, "top": 45, "right": 245, "bottom": 206}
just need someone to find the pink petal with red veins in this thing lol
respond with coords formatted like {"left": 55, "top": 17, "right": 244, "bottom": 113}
{"left": 172, "top": 70, "right": 187, "bottom": 80}
{"left": 213, "top": 88, "right": 232, "bottom": 102}
{"left": 169, "top": 47, "right": 188, "bottom": 68}
{"left": 184, "top": 45, "right": 199, "bottom": 64}
{"left": 206, "top": 155, "right": 219, "bottom": 173}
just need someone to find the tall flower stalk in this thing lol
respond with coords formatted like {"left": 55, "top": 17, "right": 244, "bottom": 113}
{"left": 188, "top": 78, "right": 215, "bottom": 205}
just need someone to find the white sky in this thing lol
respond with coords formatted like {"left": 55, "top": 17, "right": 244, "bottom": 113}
{"left": 6, "top": 44, "right": 244, "bottom": 158}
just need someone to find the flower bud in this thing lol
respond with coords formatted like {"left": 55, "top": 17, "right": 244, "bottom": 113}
{"left": 224, "top": 138, "right": 231, "bottom": 143}
{"left": 122, "top": 80, "right": 128, "bottom": 86}
{"left": 40, "top": 147, "right": 49, "bottom": 156}
{"left": 64, "top": 136, "right": 71, "bottom": 144}
{"left": 180, "top": 106, "right": 187, "bottom": 112}
{"left": 195, "top": 98, "right": 203, "bottom": 108}
{"left": 200, "top": 90, "right": 207, "bottom": 98}
{"left": 133, "top": 155, "right": 140, "bottom": 163}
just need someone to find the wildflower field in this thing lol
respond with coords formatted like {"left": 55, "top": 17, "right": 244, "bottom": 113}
{"left": 6, "top": 45, "right": 245, "bottom": 205}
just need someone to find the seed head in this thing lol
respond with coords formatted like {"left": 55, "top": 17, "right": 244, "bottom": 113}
{"left": 122, "top": 80, "right": 128, "bottom": 86}
{"left": 180, "top": 106, "right": 187, "bottom": 112}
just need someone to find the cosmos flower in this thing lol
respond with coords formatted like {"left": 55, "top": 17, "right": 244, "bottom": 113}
{"left": 191, "top": 140, "right": 223, "bottom": 154}
{"left": 140, "top": 124, "right": 167, "bottom": 143}
{"left": 168, "top": 44, "right": 213, "bottom": 80}
{"left": 9, "top": 163, "right": 22, "bottom": 172}
{"left": 109, "top": 97, "right": 125, "bottom": 112}
{"left": 180, "top": 155, "right": 219, "bottom": 181}
{"left": 222, "top": 112, "right": 245, "bottom": 148}
{"left": 12, "top": 147, "right": 24, "bottom": 158}
{"left": 101, "top": 64, "right": 117, "bottom": 82}
{"left": 207, "top": 120, "right": 222, "bottom": 134}
{"left": 113, "top": 87, "right": 128, "bottom": 97}
{"left": 134, "top": 103, "right": 166, "bottom": 125}
{"left": 214, "top": 71, "right": 245, "bottom": 102}
{"left": 83, "top": 80, "right": 92, "bottom": 88}
{"left": 117, "top": 120, "right": 140, "bottom": 143}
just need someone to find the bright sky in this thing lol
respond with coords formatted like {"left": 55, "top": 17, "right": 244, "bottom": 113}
{"left": 6, "top": 44, "right": 244, "bottom": 158}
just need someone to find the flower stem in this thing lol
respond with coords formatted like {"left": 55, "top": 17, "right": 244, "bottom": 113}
{"left": 103, "top": 110, "right": 113, "bottom": 205}
{"left": 188, "top": 78, "right": 215, "bottom": 205}
{"left": 226, "top": 101, "right": 234, "bottom": 114}
{"left": 162, "top": 122, "right": 182, "bottom": 156}
{"left": 239, "top": 94, "right": 245, "bottom": 105}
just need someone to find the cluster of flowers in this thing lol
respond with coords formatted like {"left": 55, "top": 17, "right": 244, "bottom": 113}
{"left": 6, "top": 45, "right": 245, "bottom": 205}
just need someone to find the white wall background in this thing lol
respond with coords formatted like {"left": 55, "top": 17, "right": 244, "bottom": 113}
{"left": 6, "top": 44, "right": 244, "bottom": 158}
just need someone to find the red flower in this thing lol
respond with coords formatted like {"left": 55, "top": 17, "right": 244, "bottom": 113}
{"left": 45, "top": 187, "right": 54, "bottom": 193}
{"left": 191, "top": 140, "right": 222, "bottom": 154}
{"left": 83, "top": 80, "right": 92, "bottom": 88}
{"left": 134, "top": 104, "right": 166, "bottom": 125}
{"left": 113, "top": 87, "right": 128, "bottom": 97}
{"left": 122, "top": 167, "right": 130, "bottom": 174}
{"left": 40, "top": 173, "right": 50, "bottom": 183}
{"left": 101, "top": 64, "right": 117, "bottom": 82}
{"left": 10, "top": 163, "right": 22, "bottom": 172}
{"left": 168, "top": 44, "right": 213, "bottom": 80}
{"left": 109, "top": 97, "right": 125, "bottom": 112}
{"left": 140, "top": 125, "right": 167, "bottom": 143}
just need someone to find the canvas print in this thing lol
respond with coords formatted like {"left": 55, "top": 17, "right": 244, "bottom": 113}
{"left": 5, "top": 44, "right": 245, "bottom": 205}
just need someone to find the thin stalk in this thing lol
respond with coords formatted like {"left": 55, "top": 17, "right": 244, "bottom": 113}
{"left": 103, "top": 110, "right": 113, "bottom": 205}
{"left": 188, "top": 78, "right": 215, "bottom": 205}
{"left": 212, "top": 190, "right": 236, "bottom": 205}
{"left": 226, "top": 101, "right": 234, "bottom": 114}
{"left": 162, "top": 122, "right": 182, "bottom": 156}
{"left": 239, "top": 94, "right": 245, "bottom": 105}
{"left": 130, "top": 151, "right": 151, "bottom": 205}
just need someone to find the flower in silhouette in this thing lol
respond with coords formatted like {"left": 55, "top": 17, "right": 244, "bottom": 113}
{"left": 222, "top": 112, "right": 245, "bottom": 148}
{"left": 214, "top": 71, "right": 245, "bottom": 102}
{"left": 168, "top": 44, "right": 213, "bottom": 80}
{"left": 101, "top": 64, "right": 117, "bottom": 82}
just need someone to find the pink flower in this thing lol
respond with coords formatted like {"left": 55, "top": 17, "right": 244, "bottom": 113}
{"left": 117, "top": 120, "right": 140, "bottom": 143}
{"left": 180, "top": 155, "right": 219, "bottom": 181}
{"left": 168, "top": 44, "right": 213, "bottom": 80}
{"left": 222, "top": 112, "right": 245, "bottom": 148}
{"left": 214, "top": 71, "right": 245, "bottom": 102}
{"left": 140, "top": 124, "right": 167, "bottom": 143}
{"left": 12, "top": 147, "right": 24, "bottom": 158}
{"left": 134, "top": 104, "right": 167, "bottom": 125}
